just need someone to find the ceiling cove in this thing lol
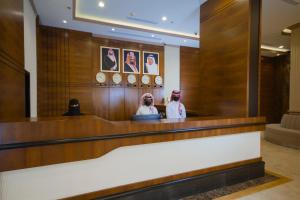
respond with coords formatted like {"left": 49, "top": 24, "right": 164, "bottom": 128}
{"left": 73, "top": 0, "right": 200, "bottom": 40}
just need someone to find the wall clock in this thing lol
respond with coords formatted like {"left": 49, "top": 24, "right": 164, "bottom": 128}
{"left": 112, "top": 73, "right": 122, "bottom": 84}
{"left": 155, "top": 76, "right": 163, "bottom": 85}
{"left": 141, "top": 75, "right": 150, "bottom": 85}
{"left": 127, "top": 74, "right": 137, "bottom": 84}
{"left": 96, "top": 72, "right": 106, "bottom": 83}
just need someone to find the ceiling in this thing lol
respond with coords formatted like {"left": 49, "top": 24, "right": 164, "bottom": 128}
{"left": 261, "top": 0, "right": 300, "bottom": 57}
{"left": 33, "top": 0, "right": 205, "bottom": 48}
{"left": 33, "top": 0, "right": 300, "bottom": 53}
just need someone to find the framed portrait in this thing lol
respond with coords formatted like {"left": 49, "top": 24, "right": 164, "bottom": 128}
{"left": 143, "top": 51, "right": 159, "bottom": 75}
{"left": 123, "top": 49, "right": 140, "bottom": 74}
{"left": 100, "top": 46, "right": 120, "bottom": 72}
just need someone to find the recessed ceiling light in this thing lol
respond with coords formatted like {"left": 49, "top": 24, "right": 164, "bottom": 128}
{"left": 261, "top": 45, "right": 289, "bottom": 52}
{"left": 98, "top": 1, "right": 105, "bottom": 8}
{"left": 282, "top": 28, "right": 292, "bottom": 34}
{"left": 111, "top": 28, "right": 115, "bottom": 31}
{"left": 278, "top": 45, "right": 284, "bottom": 49}
{"left": 161, "top": 16, "right": 167, "bottom": 21}
{"left": 62, "top": 20, "right": 67, "bottom": 24}
{"left": 183, "top": 40, "right": 187, "bottom": 42}
{"left": 151, "top": 34, "right": 155, "bottom": 37}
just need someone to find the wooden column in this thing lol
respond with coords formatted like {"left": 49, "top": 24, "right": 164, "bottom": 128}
{"left": 0, "top": 0, "right": 25, "bottom": 121}
{"left": 289, "top": 26, "right": 300, "bottom": 112}
{"left": 199, "top": 0, "right": 261, "bottom": 117}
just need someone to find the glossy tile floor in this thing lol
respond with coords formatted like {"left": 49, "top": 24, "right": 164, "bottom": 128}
{"left": 239, "top": 139, "right": 300, "bottom": 200}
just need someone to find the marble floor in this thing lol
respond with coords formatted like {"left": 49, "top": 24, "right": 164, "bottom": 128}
{"left": 238, "top": 139, "right": 300, "bottom": 200}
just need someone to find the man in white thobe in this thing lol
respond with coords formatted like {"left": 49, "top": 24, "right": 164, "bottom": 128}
{"left": 166, "top": 90, "right": 186, "bottom": 119}
{"left": 136, "top": 93, "right": 158, "bottom": 115}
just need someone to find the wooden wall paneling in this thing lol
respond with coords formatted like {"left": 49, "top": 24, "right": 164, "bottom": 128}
{"left": 259, "top": 55, "right": 290, "bottom": 123}
{"left": 124, "top": 88, "right": 139, "bottom": 119}
{"left": 0, "top": 0, "right": 24, "bottom": 67}
{"left": 274, "top": 55, "right": 290, "bottom": 119}
{"left": 0, "top": 116, "right": 266, "bottom": 172}
{"left": 0, "top": 0, "right": 25, "bottom": 121}
{"left": 259, "top": 57, "right": 276, "bottom": 123}
{"left": 93, "top": 87, "right": 109, "bottom": 119}
{"left": 68, "top": 30, "right": 93, "bottom": 84}
{"left": 37, "top": 27, "right": 48, "bottom": 116}
{"left": 0, "top": 62, "right": 25, "bottom": 120}
{"left": 180, "top": 47, "right": 201, "bottom": 112}
{"left": 69, "top": 86, "right": 94, "bottom": 115}
{"left": 199, "top": 0, "right": 255, "bottom": 117}
{"left": 37, "top": 26, "right": 165, "bottom": 120}
{"left": 109, "top": 87, "right": 125, "bottom": 120}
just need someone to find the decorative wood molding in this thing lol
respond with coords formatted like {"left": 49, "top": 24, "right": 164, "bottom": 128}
{"left": 0, "top": 121, "right": 265, "bottom": 151}
{"left": 0, "top": 116, "right": 265, "bottom": 171}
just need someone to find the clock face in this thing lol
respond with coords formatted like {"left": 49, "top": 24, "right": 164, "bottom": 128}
{"left": 112, "top": 73, "right": 122, "bottom": 84}
{"left": 96, "top": 72, "right": 106, "bottom": 83}
{"left": 141, "top": 75, "right": 150, "bottom": 85}
{"left": 155, "top": 76, "right": 163, "bottom": 85}
{"left": 127, "top": 74, "right": 136, "bottom": 84}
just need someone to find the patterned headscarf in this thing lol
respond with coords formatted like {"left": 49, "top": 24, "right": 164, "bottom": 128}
{"left": 171, "top": 90, "right": 183, "bottom": 116}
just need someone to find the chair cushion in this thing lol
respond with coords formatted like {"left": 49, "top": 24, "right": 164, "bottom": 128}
{"left": 280, "top": 114, "right": 300, "bottom": 131}
{"left": 265, "top": 124, "right": 300, "bottom": 149}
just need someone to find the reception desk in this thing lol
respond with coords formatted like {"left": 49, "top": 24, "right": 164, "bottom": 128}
{"left": 0, "top": 116, "right": 265, "bottom": 200}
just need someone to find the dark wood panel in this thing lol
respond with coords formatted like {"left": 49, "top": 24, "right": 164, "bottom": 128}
{"left": 93, "top": 87, "right": 109, "bottom": 119}
{"left": 109, "top": 87, "right": 125, "bottom": 120}
{"left": 37, "top": 26, "right": 164, "bottom": 120}
{"left": 259, "top": 55, "right": 290, "bottom": 123}
{"left": 180, "top": 47, "right": 202, "bottom": 113}
{"left": 180, "top": 47, "right": 201, "bottom": 90}
{"left": 0, "top": 0, "right": 24, "bottom": 67}
{"left": 0, "top": 0, "right": 25, "bottom": 121}
{"left": 0, "top": 62, "right": 25, "bottom": 120}
{"left": 70, "top": 86, "right": 94, "bottom": 115}
{"left": 69, "top": 31, "right": 92, "bottom": 84}
{"left": 124, "top": 88, "right": 139, "bottom": 119}
{"left": 0, "top": 116, "right": 265, "bottom": 171}
{"left": 197, "top": 0, "right": 261, "bottom": 117}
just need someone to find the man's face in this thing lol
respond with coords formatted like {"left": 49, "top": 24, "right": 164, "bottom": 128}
{"left": 147, "top": 57, "right": 153, "bottom": 65}
{"left": 108, "top": 49, "right": 114, "bottom": 55}
{"left": 129, "top": 52, "right": 135, "bottom": 64}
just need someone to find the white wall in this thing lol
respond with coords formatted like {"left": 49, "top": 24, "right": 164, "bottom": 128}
{"left": 24, "top": 0, "right": 37, "bottom": 117}
{"left": 164, "top": 45, "right": 180, "bottom": 103}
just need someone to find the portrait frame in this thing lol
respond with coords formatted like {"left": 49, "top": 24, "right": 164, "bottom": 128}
{"left": 123, "top": 49, "right": 141, "bottom": 74}
{"left": 100, "top": 46, "right": 121, "bottom": 73}
{"left": 143, "top": 51, "right": 159, "bottom": 75}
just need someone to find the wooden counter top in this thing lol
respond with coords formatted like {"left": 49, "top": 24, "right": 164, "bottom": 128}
{"left": 0, "top": 116, "right": 265, "bottom": 171}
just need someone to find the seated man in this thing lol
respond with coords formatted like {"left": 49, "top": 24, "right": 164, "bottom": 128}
{"left": 136, "top": 93, "right": 158, "bottom": 115}
{"left": 63, "top": 98, "right": 83, "bottom": 116}
{"left": 166, "top": 90, "right": 186, "bottom": 119}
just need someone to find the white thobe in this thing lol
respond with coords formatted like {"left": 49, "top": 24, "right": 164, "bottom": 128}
{"left": 166, "top": 101, "right": 186, "bottom": 119}
{"left": 136, "top": 105, "right": 158, "bottom": 115}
